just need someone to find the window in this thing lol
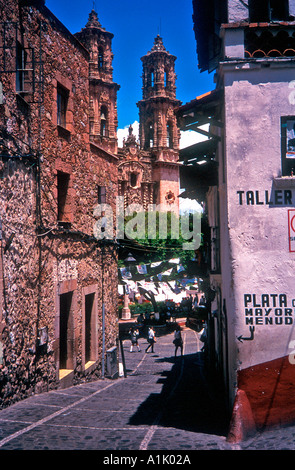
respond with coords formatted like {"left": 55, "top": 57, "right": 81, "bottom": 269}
{"left": 130, "top": 172, "right": 138, "bottom": 188}
{"left": 165, "top": 68, "right": 170, "bottom": 88}
{"left": 57, "top": 85, "right": 68, "bottom": 128}
{"left": 145, "top": 123, "right": 154, "bottom": 149}
{"left": 147, "top": 68, "right": 155, "bottom": 87}
{"left": 16, "top": 42, "right": 26, "bottom": 93}
{"left": 100, "top": 106, "right": 108, "bottom": 137}
{"left": 57, "top": 171, "right": 71, "bottom": 225}
{"left": 269, "top": 0, "right": 288, "bottom": 21}
{"left": 98, "top": 185, "right": 106, "bottom": 204}
{"left": 281, "top": 117, "right": 295, "bottom": 176}
{"left": 98, "top": 47, "right": 104, "bottom": 70}
{"left": 249, "top": 0, "right": 288, "bottom": 22}
{"left": 151, "top": 70, "right": 155, "bottom": 87}
{"left": 167, "top": 122, "right": 173, "bottom": 148}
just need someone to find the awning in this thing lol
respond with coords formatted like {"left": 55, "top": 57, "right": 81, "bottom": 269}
{"left": 176, "top": 89, "right": 222, "bottom": 203}
{"left": 179, "top": 139, "right": 216, "bottom": 164}
{"left": 180, "top": 161, "right": 218, "bottom": 203}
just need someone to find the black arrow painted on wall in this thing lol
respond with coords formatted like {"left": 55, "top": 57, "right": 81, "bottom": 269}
{"left": 237, "top": 326, "right": 255, "bottom": 343}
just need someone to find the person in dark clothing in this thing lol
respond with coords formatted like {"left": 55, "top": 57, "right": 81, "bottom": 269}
{"left": 173, "top": 324, "right": 183, "bottom": 357}
{"left": 129, "top": 327, "right": 141, "bottom": 352}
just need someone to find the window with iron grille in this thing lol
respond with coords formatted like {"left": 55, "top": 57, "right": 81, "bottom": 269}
{"left": 16, "top": 42, "right": 26, "bottom": 93}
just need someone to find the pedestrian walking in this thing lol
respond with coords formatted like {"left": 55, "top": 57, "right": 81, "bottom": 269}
{"left": 193, "top": 294, "right": 199, "bottom": 310}
{"left": 199, "top": 323, "right": 207, "bottom": 352}
{"left": 145, "top": 326, "right": 156, "bottom": 353}
{"left": 129, "top": 327, "right": 141, "bottom": 352}
{"left": 173, "top": 324, "right": 183, "bottom": 357}
{"left": 199, "top": 295, "right": 206, "bottom": 306}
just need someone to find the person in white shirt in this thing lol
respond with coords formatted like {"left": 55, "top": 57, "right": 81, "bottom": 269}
{"left": 145, "top": 327, "right": 156, "bottom": 353}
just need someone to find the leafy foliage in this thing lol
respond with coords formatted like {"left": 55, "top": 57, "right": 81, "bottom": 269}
{"left": 119, "top": 210, "right": 202, "bottom": 274}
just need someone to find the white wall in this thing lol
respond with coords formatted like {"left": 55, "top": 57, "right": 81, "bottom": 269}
{"left": 228, "top": 0, "right": 249, "bottom": 23}
{"left": 223, "top": 63, "right": 295, "bottom": 371}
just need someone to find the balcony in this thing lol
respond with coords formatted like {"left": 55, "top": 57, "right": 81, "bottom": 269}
{"left": 245, "top": 25, "right": 295, "bottom": 58}
{"left": 222, "top": 23, "right": 295, "bottom": 61}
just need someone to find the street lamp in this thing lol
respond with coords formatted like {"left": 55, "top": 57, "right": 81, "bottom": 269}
{"left": 121, "top": 253, "right": 136, "bottom": 320}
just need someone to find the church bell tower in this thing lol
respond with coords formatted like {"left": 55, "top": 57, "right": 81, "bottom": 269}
{"left": 137, "top": 35, "right": 181, "bottom": 210}
{"left": 75, "top": 10, "right": 120, "bottom": 154}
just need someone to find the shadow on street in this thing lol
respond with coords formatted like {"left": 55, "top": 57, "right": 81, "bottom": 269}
{"left": 128, "top": 352, "right": 229, "bottom": 437}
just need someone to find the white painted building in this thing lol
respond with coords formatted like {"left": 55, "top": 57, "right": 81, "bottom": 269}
{"left": 178, "top": 0, "right": 295, "bottom": 440}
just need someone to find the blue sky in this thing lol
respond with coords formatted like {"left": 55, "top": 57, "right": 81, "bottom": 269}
{"left": 45, "top": 0, "right": 214, "bottom": 131}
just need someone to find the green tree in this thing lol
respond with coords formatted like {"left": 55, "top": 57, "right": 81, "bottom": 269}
{"left": 120, "top": 210, "right": 202, "bottom": 275}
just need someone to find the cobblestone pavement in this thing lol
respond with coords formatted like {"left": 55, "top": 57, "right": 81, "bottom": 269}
{"left": 0, "top": 325, "right": 294, "bottom": 455}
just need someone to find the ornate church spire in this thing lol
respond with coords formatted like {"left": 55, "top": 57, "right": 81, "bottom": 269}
{"left": 137, "top": 35, "right": 181, "bottom": 153}
{"left": 75, "top": 10, "right": 120, "bottom": 154}
{"left": 136, "top": 36, "right": 181, "bottom": 211}
{"left": 150, "top": 34, "right": 167, "bottom": 53}
{"left": 85, "top": 9, "right": 102, "bottom": 29}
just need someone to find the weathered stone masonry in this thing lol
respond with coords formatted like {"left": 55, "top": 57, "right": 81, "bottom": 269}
{"left": 0, "top": 0, "right": 183, "bottom": 409}
{"left": 0, "top": 1, "right": 119, "bottom": 407}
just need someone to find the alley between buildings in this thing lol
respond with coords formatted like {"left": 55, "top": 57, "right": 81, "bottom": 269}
{"left": 0, "top": 326, "right": 230, "bottom": 451}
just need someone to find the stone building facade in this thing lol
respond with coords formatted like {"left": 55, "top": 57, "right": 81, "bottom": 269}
{"left": 0, "top": 1, "right": 182, "bottom": 408}
{"left": 0, "top": 1, "right": 119, "bottom": 407}
{"left": 178, "top": 0, "right": 295, "bottom": 440}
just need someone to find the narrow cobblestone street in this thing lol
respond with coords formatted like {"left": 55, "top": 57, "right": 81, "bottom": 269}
{"left": 0, "top": 325, "right": 294, "bottom": 457}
